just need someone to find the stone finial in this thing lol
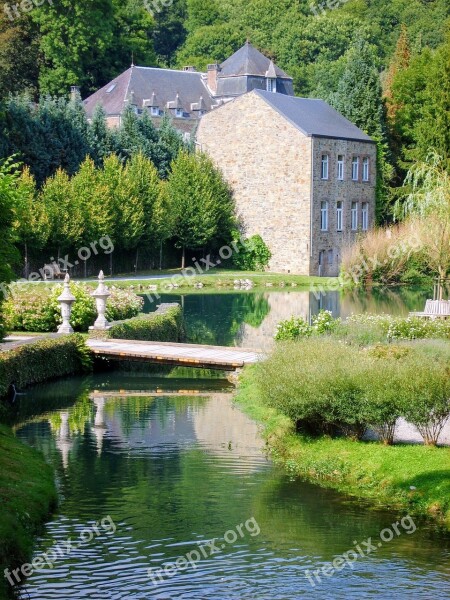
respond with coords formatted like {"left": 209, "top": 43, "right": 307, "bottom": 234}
{"left": 90, "top": 271, "right": 111, "bottom": 330}
{"left": 57, "top": 274, "right": 75, "bottom": 334}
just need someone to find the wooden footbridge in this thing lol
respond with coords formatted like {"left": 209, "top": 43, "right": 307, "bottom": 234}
{"left": 86, "top": 339, "right": 262, "bottom": 371}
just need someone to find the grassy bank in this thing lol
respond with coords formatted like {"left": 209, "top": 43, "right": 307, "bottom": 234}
{"left": 236, "top": 364, "right": 450, "bottom": 531}
{"left": 16, "top": 271, "right": 339, "bottom": 293}
{"left": 0, "top": 424, "right": 57, "bottom": 599}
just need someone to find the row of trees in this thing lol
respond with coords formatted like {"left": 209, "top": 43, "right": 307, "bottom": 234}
{"left": 0, "top": 97, "right": 187, "bottom": 186}
{"left": 13, "top": 150, "right": 235, "bottom": 276}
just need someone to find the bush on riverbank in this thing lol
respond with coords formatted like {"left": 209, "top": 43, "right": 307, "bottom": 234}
{"left": 108, "top": 305, "right": 184, "bottom": 342}
{"left": 0, "top": 423, "right": 57, "bottom": 599}
{"left": 236, "top": 367, "right": 450, "bottom": 530}
{"left": 254, "top": 338, "right": 450, "bottom": 445}
{"left": 0, "top": 335, "right": 92, "bottom": 399}
{"left": 3, "top": 284, "right": 143, "bottom": 332}
{"left": 276, "top": 311, "right": 450, "bottom": 345}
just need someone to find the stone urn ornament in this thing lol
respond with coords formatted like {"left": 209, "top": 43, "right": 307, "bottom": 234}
{"left": 57, "top": 274, "right": 76, "bottom": 334}
{"left": 90, "top": 270, "right": 111, "bottom": 330}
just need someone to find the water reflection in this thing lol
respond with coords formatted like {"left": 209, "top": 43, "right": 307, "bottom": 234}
{"left": 144, "top": 287, "right": 430, "bottom": 349}
{"left": 13, "top": 376, "right": 450, "bottom": 600}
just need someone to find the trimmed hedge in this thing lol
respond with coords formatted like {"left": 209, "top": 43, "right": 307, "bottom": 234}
{"left": 0, "top": 335, "right": 92, "bottom": 398}
{"left": 108, "top": 305, "right": 184, "bottom": 342}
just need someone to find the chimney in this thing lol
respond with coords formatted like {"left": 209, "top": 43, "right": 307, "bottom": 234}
{"left": 207, "top": 64, "right": 220, "bottom": 94}
{"left": 70, "top": 86, "right": 81, "bottom": 102}
{"left": 183, "top": 66, "right": 197, "bottom": 72}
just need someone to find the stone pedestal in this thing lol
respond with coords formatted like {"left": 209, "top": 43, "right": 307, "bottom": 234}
{"left": 57, "top": 274, "right": 75, "bottom": 334}
{"left": 90, "top": 271, "right": 111, "bottom": 330}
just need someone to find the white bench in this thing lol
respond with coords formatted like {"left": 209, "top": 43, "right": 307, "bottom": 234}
{"left": 410, "top": 299, "right": 450, "bottom": 319}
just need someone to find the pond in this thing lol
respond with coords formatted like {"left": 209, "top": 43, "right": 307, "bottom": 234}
{"left": 141, "top": 287, "right": 431, "bottom": 349}
{"left": 13, "top": 373, "right": 450, "bottom": 599}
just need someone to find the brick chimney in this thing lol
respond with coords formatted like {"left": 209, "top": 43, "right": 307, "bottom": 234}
{"left": 207, "top": 64, "right": 220, "bottom": 94}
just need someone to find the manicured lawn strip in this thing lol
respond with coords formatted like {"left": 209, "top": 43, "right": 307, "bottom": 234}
{"left": 235, "top": 367, "right": 450, "bottom": 531}
{"left": 0, "top": 424, "right": 57, "bottom": 599}
{"left": 15, "top": 272, "right": 339, "bottom": 292}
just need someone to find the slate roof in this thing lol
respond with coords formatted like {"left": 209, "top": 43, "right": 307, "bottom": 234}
{"left": 255, "top": 90, "right": 375, "bottom": 143}
{"left": 83, "top": 65, "right": 215, "bottom": 119}
{"left": 219, "top": 41, "right": 291, "bottom": 79}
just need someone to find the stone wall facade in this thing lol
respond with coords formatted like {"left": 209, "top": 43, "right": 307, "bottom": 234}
{"left": 197, "top": 91, "right": 376, "bottom": 275}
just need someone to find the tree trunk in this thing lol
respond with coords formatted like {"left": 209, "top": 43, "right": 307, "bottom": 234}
{"left": 84, "top": 259, "right": 87, "bottom": 279}
{"left": 135, "top": 247, "right": 139, "bottom": 274}
{"left": 24, "top": 242, "right": 29, "bottom": 279}
{"left": 110, "top": 252, "right": 113, "bottom": 276}
{"left": 181, "top": 246, "right": 186, "bottom": 270}
{"left": 159, "top": 241, "right": 163, "bottom": 271}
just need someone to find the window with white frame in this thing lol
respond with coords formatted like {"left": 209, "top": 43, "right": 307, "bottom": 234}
{"left": 336, "top": 200, "right": 343, "bottom": 232}
{"left": 151, "top": 106, "right": 159, "bottom": 116}
{"left": 362, "top": 157, "right": 370, "bottom": 182}
{"left": 175, "top": 108, "right": 183, "bottom": 118}
{"left": 328, "top": 249, "right": 333, "bottom": 265}
{"left": 362, "top": 202, "right": 369, "bottom": 230}
{"left": 266, "top": 78, "right": 276, "bottom": 92}
{"left": 321, "top": 154, "right": 329, "bottom": 180}
{"left": 337, "top": 155, "right": 344, "bottom": 180}
{"left": 351, "top": 201, "right": 358, "bottom": 230}
{"left": 320, "top": 201, "right": 328, "bottom": 231}
{"left": 351, "top": 156, "right": 359, "bottom": 181}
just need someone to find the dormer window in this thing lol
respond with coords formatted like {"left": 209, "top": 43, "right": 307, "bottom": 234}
{"left": 151, "top": 106, "right": 159, "bottom": 116}
{"left": 266, "top": 78, "right": 276, "bottom": 93}
{"left": 175, "top": 108, "right": 183, "bottom": 118}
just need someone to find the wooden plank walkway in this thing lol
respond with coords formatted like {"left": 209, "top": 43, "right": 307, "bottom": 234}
{"left": 86, "top": 339, "right": 262, "bottom": 371}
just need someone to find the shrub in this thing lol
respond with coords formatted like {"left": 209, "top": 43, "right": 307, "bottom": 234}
{"left": 0, "top": 335, "right": 92, "bottom": 398}
{"left": 232, "top": 234, "right": 271, "bottom": 271}
{"left": 312, "top": 310, "right": 340, "bottom": 334}
{"left": 399, "top": 350, "right": 450, "bottom": 446}
{"left": 274, "top": 316, "right": 312, "bottom": 341}
{"left": 4, "top": 284, "right": 143, "bottom": 333}
{"left": 108, "top": 305, "right": 184, "bottom": 342}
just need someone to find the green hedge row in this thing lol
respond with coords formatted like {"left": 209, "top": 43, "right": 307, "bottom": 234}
{"left": 108, "top": 305, "right": 184, "bottom": 342}
{"left": 254, "top": 338, "right": 450, "bottom": 446}
{"left": 0, "top": 335, "right": 92, "bottom": 398}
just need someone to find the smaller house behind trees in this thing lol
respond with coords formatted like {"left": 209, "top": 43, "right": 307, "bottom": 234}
{"left": 197, "top": 90, "right": 376, "bottom": 276}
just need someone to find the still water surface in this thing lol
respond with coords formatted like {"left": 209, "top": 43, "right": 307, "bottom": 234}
{"left": 13, "top": 372, "right": 450, "bottom": 599}
{"left": 142, "top": 287, "right": 430, "bottom": 349}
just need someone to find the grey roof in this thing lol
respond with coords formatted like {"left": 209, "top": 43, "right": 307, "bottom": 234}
{"left": 83, "top": 65, "right": 215, "bottom": 118}
{"left": 255, "top": 90, "right": 375, "bottom": 143}
{"left": 219, "top": 41, "right": 291, "bottom": 79}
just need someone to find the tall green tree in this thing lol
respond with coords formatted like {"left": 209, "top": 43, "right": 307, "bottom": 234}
{"left": 0, "top": 157, "right": 21, "bottom": 339}
{"left": 166, "top": 151, "right": 235, "bottom": 268}
{"left": 13, "top": 167, "right": 49, "bottom": 278}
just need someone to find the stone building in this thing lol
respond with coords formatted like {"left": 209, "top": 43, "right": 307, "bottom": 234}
{"left": 83, "top": 41, "right": 293, "bottom": 133}
{"left": 196, "top": 90, "right": 376, "bottom": 276}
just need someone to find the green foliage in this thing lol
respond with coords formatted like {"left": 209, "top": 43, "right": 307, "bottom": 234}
{"left": 274, "top": 316, "right": 312, "bottom": 341}
{"left": 166, "top": 151, "right": 235, "bottom": 266}
{"left": 4, "top": 284, "right": 143, "bottom": 332}
{"left": 0, "top": 423, "right": 57, "bottom": 600}
{"left": 108, "top": 305, "right": 184, "bottom": 342}
{"left": 232, "top": 234, "right": 271, "bottom": 271}
{"left": 0, "top": 335, "right": 91, "bottom": 398}
{"left": 252, "top": 337, "right": 450, "bottom": 445}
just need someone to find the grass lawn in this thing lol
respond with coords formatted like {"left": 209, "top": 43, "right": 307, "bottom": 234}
{"left": 0, "top": 424, "right": 57, "bottom": 598}
{"left": 235, "top": 369, "right": 450, "bottom": 532}
{"left": 15, "top": 270, "right": 339, "bottom": 293}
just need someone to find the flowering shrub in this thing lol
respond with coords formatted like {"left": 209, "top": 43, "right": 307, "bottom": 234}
{"left": 274, "top": 316, "right": 312, "bottom": 341}
{"left": 312, "top": 310, "right": 340, "bottom": 334}
{"left": 4, "top": 284, "right": 143, "bottom": 332}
